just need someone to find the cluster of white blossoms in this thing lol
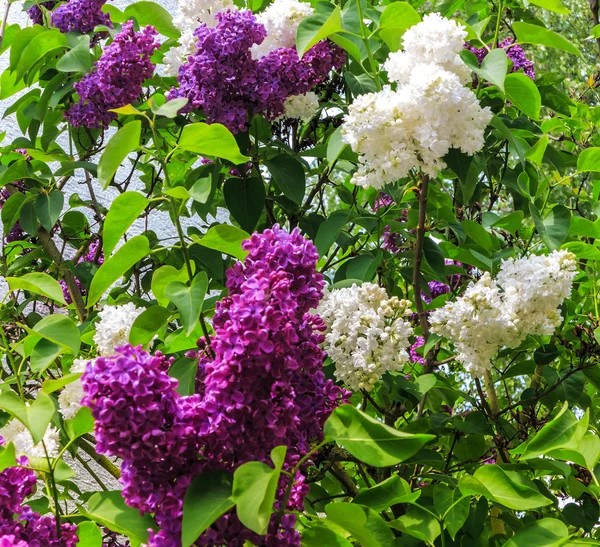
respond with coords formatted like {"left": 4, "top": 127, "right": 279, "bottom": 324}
{"left": 341, "top": 13, "right": 492, "bottom": 190}
{"left": 0, "top": 418, "right": 60, "bottom": 458}
{"left": 164, "top": 0, "right": 236, "bottom": 75}
{"left": 430, "top": 250, "right": 577, "bottom": 377}
{"left": 317, "top": 283, "right": 414, "bottom": 391}
{"left": 251, "top": 0, "right": 314, "bottom": 59}
{"left": 281, "top": 91, "right": 320, "bottom": 120}
{"left": 58, "top": 359, "right": 88, "bottom": 420}
{"left": 92, "top": 303, "right": 143, "bottom": 357}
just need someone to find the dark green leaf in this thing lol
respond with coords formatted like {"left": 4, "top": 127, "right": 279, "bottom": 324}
{"left": 223, "top": 177, "right": 265, "bottom": 232}
{"left": 35, "top": 190, "right": 63, "bottom": 231}
{"left": 182, "top": 470, "right": 234, "bottom": 547}
{"left": 129, "top": 306, "right": 171, "bottom": 346}
{"left": 264, "top": 155, "right": 306, "bottom": 205}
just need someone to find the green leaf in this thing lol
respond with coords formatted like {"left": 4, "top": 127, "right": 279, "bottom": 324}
{"left": 324, "top": 405, "right": 435, "bottom": 467}
{"left": 505, "top": 73, "right": 541, "bottom": 119}
{"left": 577, "top": 147, "right": 600, "bottom": 172}
{"left": 42, "top": 373, "right": 82, "bottom": 394}
{"left": 315, "top": 210, "right": 351, "bottom": 256}
{"left": 35, "top": 190, "right": 63, "bottom": 231}
{"left": 0, "top": 443, "right": 17, "bottom": 473}
{"left": 301, "top": 525, "right": 353, "bottom": 547}
{"left": 98, "top": 121, "right": 142, "bottom": 189}
{"left": 517, "top": 403, "right": 587, "bottom": 460}
{"left": 353, "top": 475, "right": 419, "bottom": 511}
{"left": 297, "top": 6, "right": 343, "bottom": 56}
{"left": 129, "top": 306, "right": 171, "bottom": 346}
{"left": 490, "top": 211, "right": 524, "bottom": 233}
{"left": 182, "top": 470, "right": 234, "bottom": 547}
{"left": 513, "top": 21, "right": 582, "bottom": 58}
{"left": 325, "top": 503, "right": 395, "bottom": 547}
{"left": 196, "top": 225, "right": 249, "bottom": 261}
{"left": 1, "top": 192, "right": 26, "bottom": 233}
{"left": 568, "top": 217, "right": 600, "bottom": 239}
{"left": 103, "top": 191, "right": 149, "bottom": 257}
{"left": 423, "top": 237, "right": 446, "bottom": 279}
{"left": 223, "top": 177, "right": 265, "bottom": 233}
{"left": 0, "top": 390, "right": 55, "bottom": 445}
{"left": 461, "top": 48, "right": 508, "bottom": 92}
{"left": 6, "top": 272, "right": 66, "bottom": 304}
{"left": 85, "top": 491, "right": 156, "bottom": 543}
{"left": 16, "top": 29, "right": 67, "bottom": 82}
{"left": 29, "top": 314, "right": 81, "bottom": 354}
{"left": 87, "top": 235, "right": 150, "bottom": 306}
{"left": 151, "top": 265, "right": 191, "bottom": 308}
{"left": 169, "top": 358, "right": 198, "bottom": 396}
{"left": 378, "top": 2, "right": 421, "bottom": 51}
{"left": 31, "top": 339, "right": 62, "bottom": 374}
{"left": 149, "top": 97, "right": 188, "bottom": 118}
{"left": 233, "top": 446, "right": 287, "bottom": 535}
{"left": 562, "top": 498, "right": 599, "bottom": 533}
{"left": 164, "top": 272, "right": 208, "bottom": 336}
{"left": 124, "top": 1, "right": 181, "bottom": 39}
{"left": 525, "top": 135, "right": 549, "bottom": 166}
{"left": 392, "top": 506, "right": 441, "bottom": 545}
{"left": 56, "top": 35, "right": 92, "bottom": 73}
{"left": 264, "top": 155, "right": 306, "bottom": 205}
{"left": 77, "top": 521, "right": 103, "bottom": 547}
{"left": 527, "top": 0, "right": 570, "bottom": 13}
{"left": 502, "top": 518, "right": 569, "bottom": 547}
{"left": 65, "top": 407, "right": 95, "bottom": 440}
{"left": 178, "top": 123, "right": 249, "bottom": 164}
{"left": 530, "top": 203, "right": 570, "bottom": 251}
{"left": 458, "top": 464, "right": 553, "bottom": 510}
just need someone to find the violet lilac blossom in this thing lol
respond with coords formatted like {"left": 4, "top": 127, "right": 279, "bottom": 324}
{"left": 66, "top": 21, "right": 159, "bottom": 128}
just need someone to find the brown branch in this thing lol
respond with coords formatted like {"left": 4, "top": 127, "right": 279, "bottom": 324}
{"left": 590, "top": 0, "right": 600, "bottom": 54}
{"left": 0, "top": 0, "right": 10, "bottom": 51}
{"left": 330, "top": 463, "right": 359, "bottom": 497}
{"left": 37, "top": 228, "right": 86, "bottom": 322}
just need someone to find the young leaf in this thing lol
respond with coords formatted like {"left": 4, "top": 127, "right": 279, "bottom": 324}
{"left": 182, "top": 470, "right": 234, "bottom": 547}
{"left": 232, "top": 446, "right": 287, "bottom": 535}
{"left": 103, "top": 191, "right": 149, "bottom": 257}
{"left": 6, "top": 272, "right": 66, "bottom": 304}
{"left": 195, "top": 225, "right": 250, "bottom": 261}
{"left": 98, "top": 121, "right": 142, "bottom": 189}
{"left": 87, "top": 235, "right": 150, "bottom": 306}
{"left": 164, "top": 272, "right": 208, "bottom": 336}
{"left": 178, "top": 123, "right": 249, "bottom": 164}
{"left": 77, "top": 521, "right": 103, "bottom": 547}
{"left": 324, "top": 404, "right": 435, "bottom": 467}
{"left": 129, "top": 306, "right": 172, "bottom": 346}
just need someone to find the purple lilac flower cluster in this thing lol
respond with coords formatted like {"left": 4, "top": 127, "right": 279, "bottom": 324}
{"left": 466, "top": 37, "right": 535, "bottom": 82}
{"left": 372, "top": 192, "right": 408, "bottom": 253}
{"left": 27, "top": 1, "right": 58, "bottom": 25}
{"left": 410, "top": 335, "right": 426, "bottom": 365}
{"left": 82, "top": 226, "right": 349, "bottom": 546}
{"left": 0, "top": 457, "right": 78, "bottom": 546}
{"left": 170, "top": 10, "right": 345, "bottom": 133}
{"left": 66, "top": 22, "right": 159, "bottom": 128}
{"left": 60, "top": 240, "right": 104, "bottom": 304}
{"left": 52, "top": 0, "right": 111, "bottom": 35}
{"left": 0, "top": 150, "right": 31, "bottom": 245}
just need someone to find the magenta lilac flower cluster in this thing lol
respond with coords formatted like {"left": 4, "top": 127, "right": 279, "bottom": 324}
{"left": 60, "top": 240, "right": 104, "bottom": 304}
{"left": 466, "top": 37, "right": 535, "bottom": 82}
{"left": 27, "top": 1, "right": 58, "bottom": 25}
{"left": 0, "top": 457, "right": 78, "bottom": 546}
{"left": 410, "top": 335, "right": 426, "bottom": 365}
{"left": 373, "top": 192, "right": 408, "bottom": 253}
{"left": 82, "top": 226, "right": 349, "bottom": 546}
{"left": 170, "top": 10, "right": 345, "bottom": 133}
{"left": 66, "top": 22, "right": 159, "bottom": 128}
{"left": 52, "top": 0, "right": 111, "bottom": 35}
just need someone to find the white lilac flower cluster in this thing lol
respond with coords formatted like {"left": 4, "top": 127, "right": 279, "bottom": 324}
{"left": 430, "top": 250, "right": 577, "bottom": 377}
{"left": 281, "top": 91, "right": 320, "bottom": 120}
{"left": 58, "top": 359, "right": 88, "bottom": 420}
{"left": 0, "top": 417, "right": 60, "bottom": 458}
{"left": 164, "top": 0, "right": 236, "bottom": 75}
{"left": 251, "top": 0, "right": 314, "bottom": 59}
{"left": 92, "top": 303, "right": 143, "bottom": 357}
{"left": 341, "top": 13, "right": 492, "bottom": 190}
{"left": 317, "top": 282, "right": 414, "bottom": 391}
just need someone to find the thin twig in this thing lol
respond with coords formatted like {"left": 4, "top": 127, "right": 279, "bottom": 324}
{"left": 0, "top": 0, "right": 11, "bottom": 51}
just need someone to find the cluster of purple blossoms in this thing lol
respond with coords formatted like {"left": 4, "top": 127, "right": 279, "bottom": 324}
{"left": 81, "top": 226, "right": 349, "bottom": 546}
{"left": 66, "top": 21, "right": 159, "bottom": 128}
{"left": 0, "top": 456, "right": 78, "bottom": 546}
{"left": 60, "top": 240, "right": 104, "bottom": 304}
{"left": 52, "top": 0, "right": 111, "bottom": 35}
{"left": 372, "top": 192, "right": 408, "bottom": 253}
{"left": 26, "top": 1, "right": 58, "bottom": 25}
{"left": 466, "top": 37, "right": 535, "bottom": 82}
{"left": 170, "top": 10, "right": 345, "bottom": 133}
{"left": 410, "top": 336, "right": 426, "bottom": 365}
